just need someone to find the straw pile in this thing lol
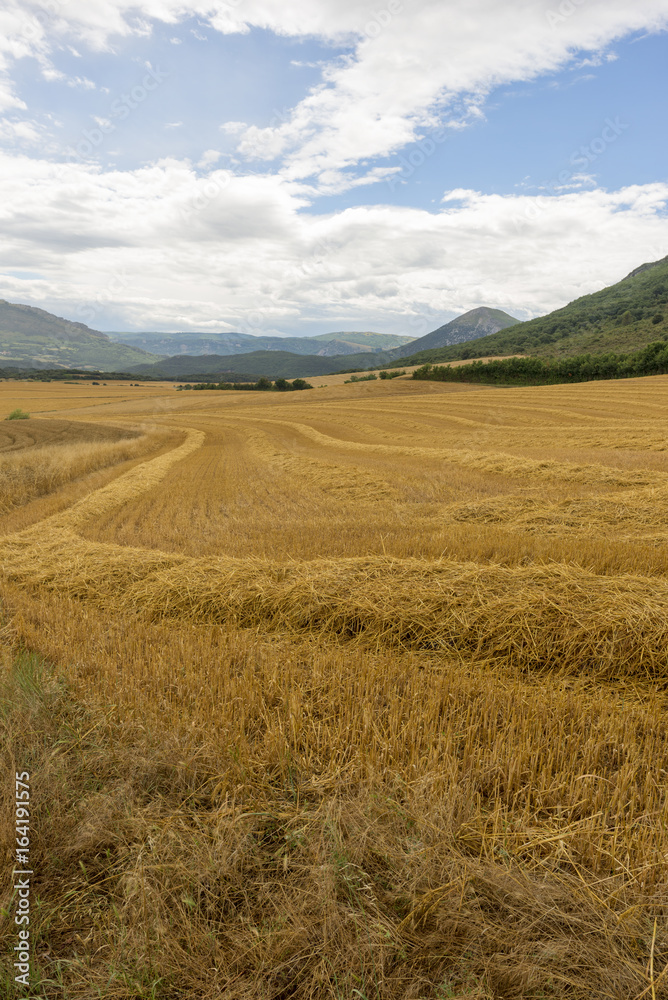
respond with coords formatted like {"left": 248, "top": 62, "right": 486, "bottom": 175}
{"left": 2, "top": 527, "right": 667, "bottom": 677}
{"left": 23, "top": 426, "right": 204, "bottom": 531}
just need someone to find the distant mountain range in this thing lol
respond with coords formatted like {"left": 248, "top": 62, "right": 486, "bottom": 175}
{"left": 390, "top": 256, "right": 668, "bottom": 368}
{"left": 2, "top": 256, "right": 664, "bottom": 380}
{"left": 128, "top": 307, "right": 520, "bottom": 379}
{"left": 0, "top": 303, "right": 414, "bottom": 372}
{"left": 0, "top": 298, "right": 516, "bottom": 377}
{"left": 106, "top": 329, "right": 413, "bottom": 358}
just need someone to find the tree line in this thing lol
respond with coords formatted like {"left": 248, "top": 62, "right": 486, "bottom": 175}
{"left": 411, "top": 340, "right": 668, "bottom": 386}
{"left": 178, "top": 377, "right": 313, "bottom": 392}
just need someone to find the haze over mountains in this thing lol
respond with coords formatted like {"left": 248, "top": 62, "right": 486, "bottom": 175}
{"left": 0, "top": 256, "right": 665, "bottom": 379}
{"left": 0, "top": 301, "right": 518, "bottom": 376}
{"left": 107, "top": 330, "right": 413, "bottom": 358}
{"left": 127, "top": 307, "right": 520, "bottom": 379}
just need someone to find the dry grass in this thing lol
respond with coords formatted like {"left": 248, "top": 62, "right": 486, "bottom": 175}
{"left": 2, "top": 597, "right": 668, "bottom": 998}
{"left": 0, "top": 418, "right": 172, "bottom": 514}
{"left": 2, "top": 375, "right": 668, "bottom": 997}
{"left": 0, "top": 417, "right": 135, "bottom": 454}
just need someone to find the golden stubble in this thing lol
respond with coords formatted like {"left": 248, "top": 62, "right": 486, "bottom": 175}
{"left": 2, "top": 375, "right": 668, "bottom": 996}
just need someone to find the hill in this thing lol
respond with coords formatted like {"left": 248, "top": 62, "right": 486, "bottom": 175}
{"left": 390, "top": 256, "right": 668, "bottom": 367}
{"left": 308, "top": 331, "right": 415, "bottom": 354}
{"left": 108, "top": 329, "right": 413, "bottom": 358}
{"left": 0, "top": 300, "right": 163, "bottom": 370}
{"left": 412, "top": 340, "right": 668, "bottom": 387}
{"left": 393, "top": 307, "right": 518, "bottom": 357}
{"left": 129, "top": 350, "right": 353, "bottom": 380}
{"left": 128, "top": 310, "right": 517, "bottom": 379}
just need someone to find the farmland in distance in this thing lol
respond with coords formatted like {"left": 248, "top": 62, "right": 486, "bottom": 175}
{"left": 2, "top": 373, "right": 668, "bottom": 998}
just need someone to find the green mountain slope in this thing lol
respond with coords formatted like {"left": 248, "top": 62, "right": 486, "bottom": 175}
{"left": 390, "top": 256, "right": 668, "bottom": 367}
{"left": 0, "top": 300, "right": 163, "bottom": 370}
{"left": 130, "top": 351, "right": 353, "bottom": 379}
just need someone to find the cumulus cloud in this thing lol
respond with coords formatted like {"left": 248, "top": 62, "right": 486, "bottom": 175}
{"left": 198, "top": 149, "right": 222, "bottom": 168}
{"left": 0, "top": 117, "right": 41, "bottom": 144}
{"left": 0, "top": 151, "right": 665, "bottom": 333}
{"left": 3, "top": 1, "right": 668, "bottom": 187}
{"left": 229, "top": 0, "right": 668, "bottom": 185}
{"left": 219, "top": 121, "right": 247, "bottom": 135}
{"left": 0, "top": 1, "right": 666, "bottom": 331}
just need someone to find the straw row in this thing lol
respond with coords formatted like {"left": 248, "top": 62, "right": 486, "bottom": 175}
{"left": 444, "top": 481, "right": 668, "bottom": 537}
{"left": 3, "top": 527, "right": 668, "bottom": 676}
{"left": 251, "top": 417, "right": 668, "bottom": 487}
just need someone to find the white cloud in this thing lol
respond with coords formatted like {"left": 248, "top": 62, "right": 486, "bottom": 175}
{"left": 220, "top": 121, "right": 247, "bottom": 135}
{"left": 198, "top": 149, "right": 222, "bottom": 168}
{"left": 0, "top": 1, "right": 666, "bottom": 332}
{"left": 0, "top": 151, "right": 665, "bottom": 333}
{"left": 228, "top": 0, "right": 668, "bottom": 186}
{"left": 2, "top": 1, "right": 667, "bottom": 188}
{"left": 0, "top": 117, "right": 40, "bottom": 143}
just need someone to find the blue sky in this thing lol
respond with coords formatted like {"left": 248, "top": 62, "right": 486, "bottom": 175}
{"left": 0, "top": 1, "right": 666, "bottom": 336}
{"left": 13, "top": 24, "right": 336, "bottom": 171}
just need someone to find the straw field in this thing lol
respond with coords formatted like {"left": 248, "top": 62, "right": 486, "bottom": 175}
{"left": 2, "top": 374, "right": 668, "bottom": 998}
{"left": 0, "top": 418, "right": 175, "bottom": 516}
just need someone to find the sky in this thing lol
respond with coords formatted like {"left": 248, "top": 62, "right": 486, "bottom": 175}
{"left": 0, "top": 1, "right": 666, "bottom": 338}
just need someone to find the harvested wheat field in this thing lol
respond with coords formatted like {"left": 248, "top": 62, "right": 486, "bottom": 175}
{"left": 2, "top": 373, "right": 668, "bottom": 998}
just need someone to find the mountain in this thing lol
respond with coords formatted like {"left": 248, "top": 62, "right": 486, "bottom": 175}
{"left": 107, "top": 329, "right": 413, "bottom": 358}
{"left": 127, "top": 308, "right": 520, "bottom": 379}
{"left": 0, "top": 300, "right": 163, "bottom": 370}
{"left": 390, "top": 256, "right": 668, "bottom": 367}
{"left": 129, "top": 351, "right": 355, "bottom": 380}
{"left": 392, "top": 307, "right": 519, "bottom": 357}
{"left": 308, "top": 332, "right": 415, "bottom": 352}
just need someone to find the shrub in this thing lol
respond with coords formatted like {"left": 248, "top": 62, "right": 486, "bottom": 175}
{"left": 6, "top": 408, "right": 30, "bottom": 420}
{"left": 411, "top": 340, "right": 668, "bottom": 387}
{"left": 652, "top": 313, "right": 664, "bottom": 325}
